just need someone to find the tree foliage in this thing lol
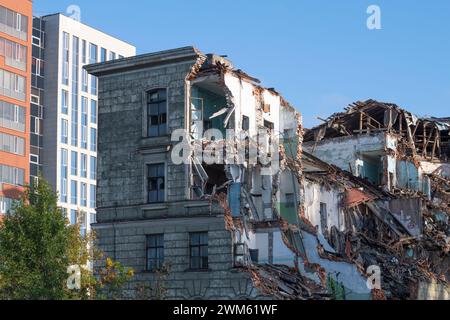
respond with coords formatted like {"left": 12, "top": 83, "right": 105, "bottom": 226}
{"left": 0, "top": 178, "right": 133, "bottom": 300}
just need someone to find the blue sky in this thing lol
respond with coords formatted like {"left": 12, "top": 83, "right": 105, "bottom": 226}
{"left": 34, "top": 0, "right": 450, "bottom": 127}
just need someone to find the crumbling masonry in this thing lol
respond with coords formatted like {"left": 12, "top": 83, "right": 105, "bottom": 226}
{"left": 86, "top": 48, "right": 449, "bottom": 300}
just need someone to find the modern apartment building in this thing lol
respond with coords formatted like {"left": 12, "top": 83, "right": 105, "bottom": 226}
{"left": 0, "top": 0, "right": 32, "bottom": 216}
{"left": 36, "top": 13, "right": 135, "bottom": 233}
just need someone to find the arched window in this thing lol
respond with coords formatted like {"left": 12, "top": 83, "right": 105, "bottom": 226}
{"left": 147, "top": 89, "right": 167, "bottom": 137}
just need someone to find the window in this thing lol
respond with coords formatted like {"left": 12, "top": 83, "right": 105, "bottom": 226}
{"left": 109, "top": 51, "right": 116, "bottom": 61}
{"left": 147, "top": 89, "right": 167, "bottom": 137}
{"left": 90, "top": 75, "right": 97, "bottom": 96}
{"left": 90, "top": 212, "right": 97, "bottom": 224}
{"left": 90, "top": 184, "right": 96, "bottom": 208}
{"left": 62, "top": 32, "right": 69, "bottom": 85}
{"left": 0, "top": 6, "right": 28, "bottom": 40}
{"left": 81, "top": 69, "right": 88, "bottom": 92}
{"left": 90, "top": 128, "right": 97, "bottom": 151}
{"left": 242, "top": 115, "right": 249, "bottom": 131}
{"left": 88, "top": 43, "right": 98, "bottom": 95}
{"left": 70, "top": 180, "right": 77, "bottom": 205}
{"left": 0, "top": 68, "right": 26, "bottom": 101}
{"left": 0, "top": 196, "right": 15, "bottom": 215}
{"left": 60, "top": 149, "right": 68, "bottom": 203}
{"left": 71, "top": 36, "right": 79, "bottom": 93}
{"left": 30, "top": 154, "right": 38, "bottom": 164}
{"left": 285, "top": 193, "right": 295, "bottom": 208}
{"left": 100, "top": 47, "right": 107, "bottom": 62}
{"left": 146, "top": 234, "right": 164, "bottom": 271}
{"left": 71, "top": 151, "right": 77, "bottom": 176}
{"left": 30, "top": 116, "right": 40, "bottom": 135}
{"left": 61, "top": 119, "right": 68, "bottom": 144}
{"left": 70, "top": 209, "right": 77, "bottom": 225}
{"left": 90, "top": 100, "right": 97, "bottom": 124}
{"left": 60, "top": 208, "right": 68, "bottom": 221}
{"left": 32, "top": 58, "right": 43, "bottom": 76}
{"left": 90, "top": 156, "right": 96, "bottom": 180}
{"left": 61, "top": 89, "right": 69, "bottom": 114}
{"left": 0, "top": 132, "right": 24, "bottom": 155}
{"left": 118, "top": 54, "right": 124, "bottom": 59}
{"left": 189, "top": 232, "right": 208, "bottom": 270}
{"left": 71, "top": 94, "right": 78, "bottom": 146}
{"left": 81, "top": 183, "right": 87, "bottom": 207}
{"left": 0, "top": 37, "right": 27, "bottom": 71}
{"left": 147, "top": 163, "right": 165, "bottom": 203}
{"left": 81, "top": 153, "right": 87, "bottom": 178}
{"left": 320, "top": 202, "right": 328, "bottom": 234}
{"left": 81, "top": 40, "right": 86, "bottom": 64}
{"left": 263, "top": 120, "right": 274, "bottom": 130}
{"left": 81, "top": 97, "right": 88, "bottom": 149}
{"left": 0, "top": 164, "right": 24, "bottom": 186}
{"left": 89, "top": 43, "right": 97, "bottom": 64}
{"left": 0, "top": 101, "right": 25, "bottom": 132}
{"left": 32, "top": 35, "right": 40, "bottom": 47}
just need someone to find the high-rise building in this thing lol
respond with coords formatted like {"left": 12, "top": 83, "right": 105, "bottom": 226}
{"left": 0, "top": 0, "right": 32, "bottom": 216}
{"left": 35, "top": 13, "right": 135, "bottom": 233}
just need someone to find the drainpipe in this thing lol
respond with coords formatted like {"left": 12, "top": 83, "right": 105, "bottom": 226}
{"left": 113, "top": 203, "right": 118, "bottom": 261}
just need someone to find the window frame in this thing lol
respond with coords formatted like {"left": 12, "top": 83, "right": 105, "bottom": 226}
{"left": 89, "top": 184, "right": 96, "bottom": 209}
{"left": 61, "top": 89, "right": 69, "bottom": 114}
{"left": 80, "top": 182, "right": 87, "bottom": 207}
{"left": 242, "top": 115, "right": 250, "bottom": 131}
{"left": 80, "top": 153, "right": 87, "bottom": 178}
{"left": 90, "top": 156, "right": 97, "bottom": 180}
{"left": 189, "top": 232, "right": 209, "bottom": 270}
{"left": 146, "top": 234, "right": 164, "bottom": 272}
{"left": 70, "top": 180, "right": 77, "bottom": 205}
{"left": 146, "top": 163, "right": 166, "bottom": 204}
{"left": 90, "top": 99, "right": 97, "bottom": 124}
{"left": 90, "top": 127, "right": 97, "bottom": 152}
{"left": 144, "top": 88, "right": 168, "bottom": 138}
{"left": 71, "top": 151, "right": 78, "bottom": 176}
{"left": 60, "top": 118, "right": 68, "bottom": 144}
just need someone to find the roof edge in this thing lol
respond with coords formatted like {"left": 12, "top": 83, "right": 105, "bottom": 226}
{"left": 85, "top": 46, "right": 202, "bottom": 76}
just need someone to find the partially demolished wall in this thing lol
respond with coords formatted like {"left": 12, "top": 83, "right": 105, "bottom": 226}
{"left": 89, "top": 47, "right": 449, "bottom": 300}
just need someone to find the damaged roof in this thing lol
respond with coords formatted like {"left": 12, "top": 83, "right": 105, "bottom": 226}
{"left": 304, "top": 99, "right": 450, "bottom": 161}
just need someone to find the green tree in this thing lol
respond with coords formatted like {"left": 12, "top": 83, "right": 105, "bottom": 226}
{"left": 0, "top": 177, "right": 133, "bottom": 300}
{"left": 0, "top": 179, "right": 74, "bottom": 299}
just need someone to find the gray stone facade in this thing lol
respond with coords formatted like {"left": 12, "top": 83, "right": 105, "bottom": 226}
{"left": 87, "top": 47, "right": 264, "bottom": 299}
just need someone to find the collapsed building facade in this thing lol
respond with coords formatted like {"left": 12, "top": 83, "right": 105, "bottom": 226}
{"left": 86, "top": 48, "right": 449, "bottom": 300}
{"left": 304, "top": 100, "right": 450, "bottom": 299}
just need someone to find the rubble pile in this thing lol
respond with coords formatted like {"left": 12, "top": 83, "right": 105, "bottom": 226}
{"left": 247, "top": 264, "right": 330, "bottom": 300}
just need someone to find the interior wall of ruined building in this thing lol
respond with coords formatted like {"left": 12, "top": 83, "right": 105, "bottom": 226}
{"left": 303, "top": 131, "right": 438, "bottom": 198}
{"left": 304, "top": 133, "right": 387, "bottom": 182}
{"left": 296, "top": 229, "right": 372, "bottom": 300}
{"left": 303, "top": 179, "right": 344, "bottom": 234}
{"left": 187, "top": 62, "right": 306, "bottom": 265}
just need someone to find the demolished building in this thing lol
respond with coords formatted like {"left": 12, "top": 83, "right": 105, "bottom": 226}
{"left": 304, "top": 100, "right": 450, "bottom": 299}
{"left": 85, "top": 48, "right": 449, "bottom": 300}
